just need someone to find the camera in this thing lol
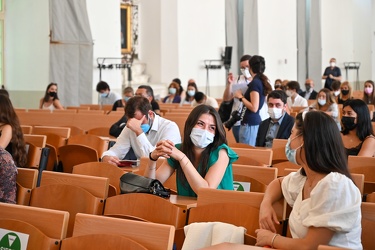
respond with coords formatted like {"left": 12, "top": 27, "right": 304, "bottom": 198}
{"left": 224, "top": 110, "right": 242, "bottom": 130}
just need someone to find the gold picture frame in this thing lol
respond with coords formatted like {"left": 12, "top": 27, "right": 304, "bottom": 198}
{"left": 121, "top": 4, "right": 132, "bottom": 54}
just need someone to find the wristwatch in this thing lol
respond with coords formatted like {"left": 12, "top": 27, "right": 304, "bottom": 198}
{"left": 149, "top": 152, "right": 158, "bottom": 161}
{"left": 239, "top": 97, "right": 243, "bottom": 102}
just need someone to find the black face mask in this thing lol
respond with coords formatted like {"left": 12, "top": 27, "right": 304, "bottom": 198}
{"left": 275, "top": 84, "right": 282, "bottom": 89}
{"left": 48, "top": 92, "right": 56, "bottom": 97}
{"left": 341, "top": 116, "right": 356, "bottom": 131}
{"left": 305, "top": 85, "right": 311, "bottom": 91}
{"left": 341, "top": 90, "right": 349, "bottom": 96}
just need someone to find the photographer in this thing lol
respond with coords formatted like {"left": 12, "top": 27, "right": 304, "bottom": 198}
{"left": 222, "top": 55, "right": 252, "bottom": 142}
{"left": 255, "top": 90, "right": 294, "bottom": 147}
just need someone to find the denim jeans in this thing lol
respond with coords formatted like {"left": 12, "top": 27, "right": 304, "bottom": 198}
{"left": 239, "top": 124, "right": 259, "bottom": 146}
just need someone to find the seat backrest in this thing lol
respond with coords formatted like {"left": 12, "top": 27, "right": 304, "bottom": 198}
{"left": 16, "top": 168, "right": 39, "bottom": 205}
{"left": 25, "top": 142, "right": 43, "bottom": 169}
{"left": 45, "top": 143, "right": 58, "bottom": 171}
{"left": 67, "top": 134, "right": 109, "bottom": 157}
{"left": 348, "top": 156, "right": 375, "bottom": 182}
{"left": 87, "top": 127, "right": 113, "bottom": 138}
{"left": 60, "top": 234, "right": 147, "bottom": 250}
{"left": 33, "top": 125, "right": 71, "bottom": 138}
{"left": 233, "top": 174, "right": 267, "bottom": 193}
{"left": 232, "top": 164, "right": 278, "bottom": 185}
{"left": 366, "top": 192, "right": 375, "bottom": 203}
{"left": 21, "top": 125, "right": 33, "bottom": 134}
{"left": 72, "top": 162, "right": 124, "bottom": 195}
{"left": 57, "top": 144, "right": 99, "bottom": 173}
{"left": 72, "top": 213, "right": 175, "bottom": 250}
{"left": 0, "top": 202, "right": 69, "bottom": 240}
{"left": 40, "top": 170, "right": 109, "bottom": 199}
{"left": 231, "top": 148, "right": 273, "bottom": 166}
{"left": 361, "top": 202, "right": 375, "bottom": 250}
{"left": 317, "top": 245, "right": 350, "bottom": 250}
{"left": 104, "top": 193, "right": 187, "bottom": 228}
{"left": 272, "top": 161, "right": 300, "bottom": 176}
{"left": 24, "top": 134, "right": 47, "bottom": 148}
{"left": 271, "top": 139, "right": 288, "bottom": 164}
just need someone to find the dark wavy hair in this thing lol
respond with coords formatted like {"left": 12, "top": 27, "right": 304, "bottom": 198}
{"left": 0, "top": 95, "right": 27, "bottom": 167}
{"left": 176, "top": 105, "right": 227, "bottom": 190}
{"left": 249, "top": 55, "right": 272, "bottom": 96}
{"left": 43, "top": 83, "right": 60, "bottom": 103}
{"left": 295, "top": 111, "right": 351, "bottom": 179}
{"left": 124, "top": 96, "right": 152, "bottom": 118}
{"left": 342, "top": 99, "right": 374, "bottom": 140}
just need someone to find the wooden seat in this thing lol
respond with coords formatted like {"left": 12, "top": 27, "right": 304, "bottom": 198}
{"left": 366, "top": 192, "right": 375, "bottom": 202}
{"left": 228, "top": 142, "right": 255, "bottom": 149}
{"left": 361, "top": 202, "right": 375, "bottom": 250}
{"left": 0, "top": 203, "right": 69, "bottom": 249}
{"left": 71, "top": 213, "right": 175, "bottom": 250}
{"left": 16, "top": 168, "right": 38, "bottom": 205}
{"left": 25, "top": 142, "right": 43, "bottom": 169}
{"left": 24, "top": 134, "right": 47, "bottom": 148}
{"left": 64, "top": 125, "right": 86, "bottom": 136}
{"left": 31, "top": 171, "right": 109, "bottom": 237}
{"left": 317, "top": 245, "right": 351, "bottom": 250}
{"left": 104, "top": 193, "right": 187, "bottom": 228}
{"left": 271, "top": 139, "right": 288, "bottom": 164}
{"left": 58, "top": 144, "right": 99, "bottom": 173}
{"left": 33, "top": 125, "right": 71, "bottom": 138}
{"left": 60, "top": 234, "right": 147, "bottom": 250}
{"left": 348, "top": 156, "right": 375, "bottom": 194}
{"left": 272, "top": 161, "right": 300, "bottom": 176}
{"left": 77, "top": 109, "right": 105, "bottom": 114}
{"left": 53, "top": 109, "right": 77, "bottom": 113}
{"left": 87, "top": 126, "right": 114, "bottom": 138}
{"left": 232, "top": 164, "right": 278, "bottom": 185}
{"left": 45, "top": 143, "right": 58, "bottom": 171}
{"left": 21, "top": 125, "right": 33, "bottom": 134}
{"left": 67, "top": 134, "right": 109, "bottom": 158}
{"left": 233, "top": 174, "right": 267, "bottom": 192}
{"left": 72, "top": 162, "right": 125, "bottom": 196}
{"left": 231, "top": 147, "right": 273, "bottom": 166}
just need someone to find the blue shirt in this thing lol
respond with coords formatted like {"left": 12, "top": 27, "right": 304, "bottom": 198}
{"left": 241, "top": 75, "right": 265, "bottom": 126}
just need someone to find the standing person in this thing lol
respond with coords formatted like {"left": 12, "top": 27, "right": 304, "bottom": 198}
{"left": 363, "top": 80, "right": 375, "bottom": 104}
{"left": 222, "top": 55, "right": 252, "bottom": 142}
{"left": 309, "top": 88, "right": 341, "bottom": 130}
{"left": 256, "top": 90, "right": 294, "bottom": 148}
{"left": 111, "top": 86, "right": 134, "bottom": 111}
{"left": 181, "top": 81, "right": 198, "bottom": 105}
{"left": 341, "top": 99, "right": 375, "bottom": 156}
{"left": 0, "top": 95, "right": 27, "bottom": 168}
{"left": 102, "top": 96, "right": 181, "bottom": 163}
{"left": 234, "top": 55, "right": 272, "bottom": 146}
{"left": 145, "top": 105, "right": 238, "bottom": 197}
{"left": 96, "top": 81, "right": 121, "bottom": 106}
{"left": 135, "top": 85, "right": 161, "bottom": 115}
{"left": 256, "top": 111, "right": 362, "bottom": 250}
{"left": 322, "top": 58, "right": 342, "bottom": 90}
{"left": 39, "top": 83, "right": 64, "bottom": 110}
{"left": 286, "top": 81, "right": 308, "bottom": 109}
{"left": 0, "top": 147, "right": 17, "bottom": 204}
{"left": 338, "top": 81, "right": 353, "bottom": 104}
{"left": 300, "top": 79, "right": 317, "bottom": 100}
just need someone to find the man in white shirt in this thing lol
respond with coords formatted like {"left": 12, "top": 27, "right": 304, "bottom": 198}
{"left": 192, "top": 92, "right": 219, "bottom": 108}
{"left": 286, "top": 81, "right": 308, "bottom": 109}
{"left": 102, "top": 96, "right": 181, "bottom": 165}
{"left": 96, "top": 81, "right": 121, "bottom": 105}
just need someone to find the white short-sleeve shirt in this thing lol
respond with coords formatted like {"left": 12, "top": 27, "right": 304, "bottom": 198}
{"left": 282, "top": 169, "right": 362, "bottom": 250}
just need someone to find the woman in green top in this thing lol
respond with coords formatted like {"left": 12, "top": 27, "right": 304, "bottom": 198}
{"left": 145, "top": 105, "right": 238, "bottom": 197}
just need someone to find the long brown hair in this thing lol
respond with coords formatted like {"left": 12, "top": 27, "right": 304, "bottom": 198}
{"left": 0, "top": 95, "right": 27, "bottom": 167}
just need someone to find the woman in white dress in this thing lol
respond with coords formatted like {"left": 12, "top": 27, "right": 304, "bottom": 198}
{"left": 39, "top": 83, "right": 64, "bottom": 110}
{"left": 256, "top": 111, "right": 362, "bottom": 250}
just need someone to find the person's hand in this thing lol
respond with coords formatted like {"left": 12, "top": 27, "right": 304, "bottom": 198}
{"left": 126, "top": 115, "right": 145, "bottom": 136}
{"left": 234, "top": 90, "right": 243, "bottom": 99}
{"left": 153, "top": 140, "right": 182, "bottom": 160}
{"left": 329, "top": 74, "right": 334, "bottom": 79}
{"left": 102, "top": 155, "right": 120, "bottom": 166}
{"left": 259, "top": 201, "right": 280, "bottom": 233}
{"left": 255, "top": 229, "right": 275, "bottom": 247}
{"left": 227, "top": 73, "right": 234, "bottom": 85}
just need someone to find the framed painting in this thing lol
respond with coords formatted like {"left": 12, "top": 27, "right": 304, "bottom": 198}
{"left": 121, "top": 4, "right": 132, "bottom": 54}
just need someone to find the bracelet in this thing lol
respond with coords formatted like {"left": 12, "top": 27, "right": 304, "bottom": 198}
{"left": 149, "top": 166, "right": 156, "bottom": 170}
{"left": 180, "top": 155, "right": 186, "bottom": 162}
{"left": 271, "top": 233, "right": 279, "bottom": 249}
{"left": 149, "top": 152, "right": 158, "bottom": 161}
{"left": 239, "top": 96, "right": 243, "bottom": 102}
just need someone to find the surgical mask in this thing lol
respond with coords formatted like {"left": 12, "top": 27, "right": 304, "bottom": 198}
{"left": 286, "top": 90, "right": 293, "bottom": 97}
{"left": 140, "top": 115, "right": 152, "bottom": 133}
{"left": 100, "top": 92, "right": 108, "bottom": 98}
{"left": 330, "top": 62, "right": 336, "bottom": 67}
{"left": 341, "top": 89, "right": 349, "bottom": 96}
{"left": 48, "top": 92, "right": 56, "bottom": 97}
{"left": 318, "top": 99, "right": 326, "bottom": 106}
{"left": 285, "top": 134, "right": 303, "bottom": 165}
{"left": 341, "top": 116, "right": 356, "bottom": 131}
{"left": 187, "top": 90, "right": 196, "bottom": 97}
{"left": 169, "top": 88, "right": 177, "bottom": 95}
{"left": 333, "top": 90, "right": 340, "bottom": 96}
{"left": 190, "top": 128, "right": 214, "bottom": 148}
{"left": 268, "top": 108, "right": 283, "bottom": 120}
{"left": 305, "top": 85, "right": 311, "bottom": 92}
{"left": 240, "top": 68, "right": 251, "bottom": 78}
{"left": 123, "top": 96, "right": 131, "bottom": 102}
{"left": 364, "top": 87, "right": 373, "bottom": 95}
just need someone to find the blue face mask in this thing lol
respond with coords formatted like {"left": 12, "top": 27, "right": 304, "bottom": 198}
{"left": 140, "top": 114, "right": 152, "bottom": 133}
{"left": 285, "top": 134, "right": 303, "bottom": 165}
{"left": 124, "top": 96, "right": 131, "bottom": 102}
{"left": 100, "top": 92, "right": 108, "bottom": 98}
{"left": 187, "top": 90, "right": 196, "bottom": 97}
{"left": 169, "top": 88, "right": 177, "bottom": 95}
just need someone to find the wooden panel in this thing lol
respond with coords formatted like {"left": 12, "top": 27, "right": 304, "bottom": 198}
{"left": 231, "top": 147, "right": 273, "bottom": 166}
{"left": 17, "top": 168, "right": 38, "bottom": 189}
{"left": 33, "top": 125, "right": 71, "bottom": 138}
{"left": 232, "top": 164, "right": 278, "bottom": 185}
{"left": 23, "top": 134, "right": 47, "bottom": 148}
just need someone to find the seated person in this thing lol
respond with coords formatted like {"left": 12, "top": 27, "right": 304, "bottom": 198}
{"left": 299, "top": 79, "right": 317, "bottom": 100}
{"left": 102, "top": 96, "right": 181, "bottom": 164}
{"left": 135, "top": 85, "right": 161, "bottom": 115}
{"left": 256, "top": 90, "right": 294, "bottom": 147}
{"left": 0, "top": 147, "right": 17, "bottom": 204}
{"left": 144, "top": 105, "right": 238, "bottom": 197}
{"left": 337, "top": 81, "right": 353, "bottom": 104}
{"left": 96, "top": 81, "right": 121, "bottom": 106}
{"left": 256, "top": 111, "right": 362, "bottom": 249}
{"left": 331, "top": 80, "right": 341, "bottom": 101}
{"left": 192, "top": 92, "right": 219, "bottom": 108}
{"left": 341, "top": 99, "right": 375, "bottom": 156}
{"left": 112, "top": 86, "right": 134, "bottom": 111}
{"left": 39, "top": 83, "right": 64, "bottom": 111}
{"left": 181, "top": 80, "right": 198, "bottom": 105}
{"left": 286, "top": 81, "right": 308, "bottom": 109}
{"left": 163, "top": 81, "right": 181, "bottom": 103}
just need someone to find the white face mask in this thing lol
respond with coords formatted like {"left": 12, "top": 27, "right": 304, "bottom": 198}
{"left": 240, "top": 68, "right": 251, "bottom": 79}
{"left": 268, "top": 107, "right": 283, "bottom": 120}
{"left": 330, "top": 62, "right": 336, "bottom": 67}
{"left": 333, "top": 90, "right": 340, "bottom": 96}
{"left": 285, "top": 134, "right": 304, "bottom": 165}
{"left": 169, "top": 88, "right": 177, "bottom": 95}
{"left": 318, "top": 99, "right": 326, "bottom": 106}
{"left": 190, "top": 128, "right": 214, "bottom": 148}
{"left": 187, "top": 90, "right": 196, "bottom": 97}
{"left": 286, "top": 90, "right": 293, "bottom": 97}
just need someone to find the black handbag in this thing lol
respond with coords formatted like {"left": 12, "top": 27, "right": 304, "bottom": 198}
{"left": 120, "top": 172, "right": 170, "bottom": 198}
